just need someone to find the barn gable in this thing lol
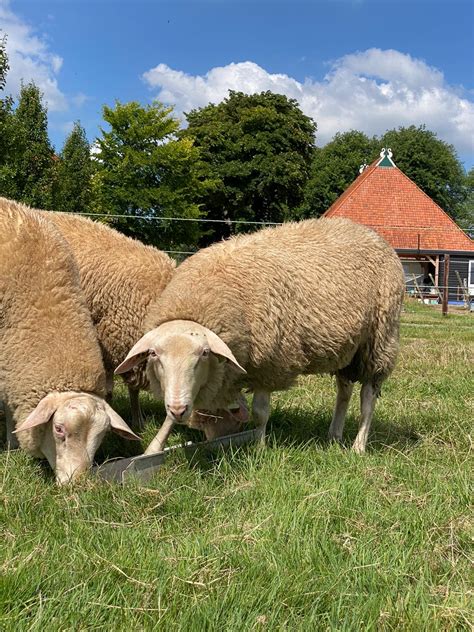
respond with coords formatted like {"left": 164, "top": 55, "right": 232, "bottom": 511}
{"left": 323, "top": 149, "right": 474, "bottom": 301}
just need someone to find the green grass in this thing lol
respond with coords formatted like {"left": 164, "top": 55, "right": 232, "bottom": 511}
{"left": 1, "top": 302, "right": 473, "bottom": 630}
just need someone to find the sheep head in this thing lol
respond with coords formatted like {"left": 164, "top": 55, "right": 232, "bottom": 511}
{"left": 187, "top": 393, "right": 250, "bottom": 439}
{"left": 115, "top": 320, "right": 246, "bottom": 424}
{"left": 15, "top": 392, "right": 140, "bottom": 484}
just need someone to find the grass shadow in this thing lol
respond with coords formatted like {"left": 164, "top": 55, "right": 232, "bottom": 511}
{"left": 265, "top": 403, "right": 422, "bottom": 454}
{"left": 35, "top": 458, "right": 57, "bottom": 483}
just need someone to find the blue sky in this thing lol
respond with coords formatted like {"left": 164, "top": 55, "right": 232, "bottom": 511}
{"left": 1, "top": 0, "right": 473, "bottom": 169}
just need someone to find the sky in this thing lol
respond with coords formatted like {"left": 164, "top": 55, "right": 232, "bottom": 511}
{"left": 1, "top": 0, "right": 473, "bottom": 169}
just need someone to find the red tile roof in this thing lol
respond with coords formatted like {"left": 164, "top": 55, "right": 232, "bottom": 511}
{"left": 323, "top": 157, "right": 474, "bottom": 253}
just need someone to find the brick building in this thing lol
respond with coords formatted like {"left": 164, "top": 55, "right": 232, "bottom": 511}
{"left": 323, "top": 149, "right": 474, "bottom": 300}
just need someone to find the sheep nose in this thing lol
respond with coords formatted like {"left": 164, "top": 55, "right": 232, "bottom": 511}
{"left": 167, "top": 404, "right": 188, "bottom": 421}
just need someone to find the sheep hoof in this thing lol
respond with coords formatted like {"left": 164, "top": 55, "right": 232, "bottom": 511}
{"left": 352, "top": 442, "right": 366, "bottom": 455}
{"left": 255, "top": 427, "right": 266, "bottom": 448}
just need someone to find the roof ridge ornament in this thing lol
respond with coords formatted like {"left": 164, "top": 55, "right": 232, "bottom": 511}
{"left": 359, "top": 162, "right": 368, "bottom": 174}
{"left": 378, "top": 147, "right": 396, "bottom": 168}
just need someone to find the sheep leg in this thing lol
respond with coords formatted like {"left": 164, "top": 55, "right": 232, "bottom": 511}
{"left": 328, "top": 374, "right": 354, "bottom": 442}
{"left": 144, "top": 415, "right": 175, "bottom": 455}
{"left": 5, "top": 405, "right": 18, "bottom": 450}
{"left": 128, "top": 386, "right": 144, "bottom": 431}
{"left": 105, "top": 370, "right": 114, "bottom": 404}
{"left": 252, "top": 390, "right": 271, "bottom": 445}
{"left": 352, "top": 382, "right": 377, "bottom": 454}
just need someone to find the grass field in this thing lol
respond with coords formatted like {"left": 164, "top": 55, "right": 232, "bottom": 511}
{"left": 1, "top": 302, "right": 472, "bottom": 630}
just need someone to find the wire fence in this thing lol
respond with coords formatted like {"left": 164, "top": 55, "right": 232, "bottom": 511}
{"left": 49, "top": 209, "right": 474, "bottom": 310}
{"left": 66, "top": 210, "right": 474, "bottom": 259}
{"left": 71, "top": 210, "right": 470, "bottom": 230}
{"left": 75, "top": 212, "right": 283, "bottom": 226}
{"left": 71, "top": 212, "right": 284, "bottom": 257}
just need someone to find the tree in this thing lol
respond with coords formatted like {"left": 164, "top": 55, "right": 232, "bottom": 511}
{"left": 457, "top": 167, "right": 474, "bottom": 236}
{"left": 53, "top": 122, "right": 93, "bottom": 213}
{"left": 0, "top": 34, "right": 15, "bottom": 192}
{"left": 380, "top": 125, "right": 466, "bottom": 220}
{"left": 92, "top": 100, "right": 212, "bottom": 249}
{"left": 0, "top": 33, "right": 8, "bottom": 92}
{"left": 1, "top": 82, "right": 55, "bottom": 207}
{"left": 184, "top": 91, "right": 316, "bottom": 241}
{"left": 299, "top": 130, "right": 379, "bottom": 217}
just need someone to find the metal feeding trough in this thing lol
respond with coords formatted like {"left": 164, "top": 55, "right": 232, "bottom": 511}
{"left": 94, "top": 427, "right": 263, "bottom": 485}
{"left": 94, "top": 448, "right": 171, "bottom": 484}
{"left": 183, "top": 427, "right": 263, "bottom": 458}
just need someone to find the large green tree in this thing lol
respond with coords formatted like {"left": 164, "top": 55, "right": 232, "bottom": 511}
{"left": 53, "top": 121, "right": 93, "bottom": 213}
{"left": 93, "top": 100, "right": 212, "bottom": 249}
{"left": 299, "top": 130, "right": 379, "bottom": 217}
{"left": 457, "top": 167, "right": 474, "bottom": 235}
{"left": 380, "top": 125, "right": 466, "bottom": 220}
{"left": 0, "top": 34, "right": 15, "bottom": 191}
{"left": 0, "top": 82, "right": 55, "bottom": 207}
{"left": 184, "top": 90, "right": 316, "bottom": 241}
{"left": 0, "top": 33, "right": 8, "bottom": 92}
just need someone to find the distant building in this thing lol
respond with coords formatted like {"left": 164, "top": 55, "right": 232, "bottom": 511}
{"left": 323, "top": 148, "right": 474, "bottom": 300}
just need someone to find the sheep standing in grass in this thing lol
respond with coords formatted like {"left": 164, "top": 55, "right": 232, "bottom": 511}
{"left": 117, "top": 218, "right": 405, "bottom": 454}
{"left": 41, "top": 211, "right": 176, "bottom": 429}
{"left": 0, "top": 198, "right": 139, "bottom": 483}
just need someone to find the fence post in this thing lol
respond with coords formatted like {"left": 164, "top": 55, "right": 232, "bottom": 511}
{"left": 442, "top": 254, "right": 450, "bottom": 316}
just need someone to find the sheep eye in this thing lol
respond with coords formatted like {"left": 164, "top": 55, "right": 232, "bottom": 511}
{"left": 201, "top": 348, "right": 210, "bottom": 358}
{"left": 54, "top": 424, "right": 66, "bottom": 441}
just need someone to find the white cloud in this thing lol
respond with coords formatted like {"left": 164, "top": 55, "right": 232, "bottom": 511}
{"left": 70, "top": 92, "right": 90, "bottom": 108}
{"left": 0, "top": 0, "right": 67, "bottom": 110}
{"left": 143, "top": 48, "right": 474, "bottom": 155}
{"left": 49, "top": 119, "right": 74, "bottom": 135}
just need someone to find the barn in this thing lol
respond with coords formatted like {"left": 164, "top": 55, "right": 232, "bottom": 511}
{"left": 323, "top": 149, "right": 474, "bottom": 303}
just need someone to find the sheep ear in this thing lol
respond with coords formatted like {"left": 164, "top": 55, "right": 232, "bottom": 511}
{"left": 201, "top": 327, "right": 247, "bottom": 374}
{"left": 104, "top": 402, "right": 141, "bottom": 441}
{"left": 14, "top": 393, "right": 60, "bottom": 432}
{"left": 115, "top": 330, "right": 160, "bottom": 375}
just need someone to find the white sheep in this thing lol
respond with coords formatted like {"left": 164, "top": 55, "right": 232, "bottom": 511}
{"left": 116, "top": 217, "right": 405, "bottom": 454}
{"left": 0, "top": 198, "right": 139, "bottom": 483}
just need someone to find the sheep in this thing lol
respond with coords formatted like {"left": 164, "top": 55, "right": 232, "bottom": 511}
{"left": 116, "top": 217, "right": 405, "bottom": 454}
{"left": 40, "top": 210, "right": 176, "bottom": 429}
{"left": 0, "top": 198, "right": 139, "bottom": 483}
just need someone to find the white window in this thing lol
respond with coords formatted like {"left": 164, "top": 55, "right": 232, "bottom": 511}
{"left": 469, "top": 260, "right": 474, "bottom": 296}
{"left": 401, "top": 260, "right": 424, "bottom": 290}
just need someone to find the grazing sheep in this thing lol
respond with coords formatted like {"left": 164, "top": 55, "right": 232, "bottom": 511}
{"left": 0, "top": 198, "right": 139, "bottom": 483}
{"left": 116, "top": 217, "right": 405, "bottom": 454}
{"left": 40, "top": 210, "right": 176, "bottom": 429}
